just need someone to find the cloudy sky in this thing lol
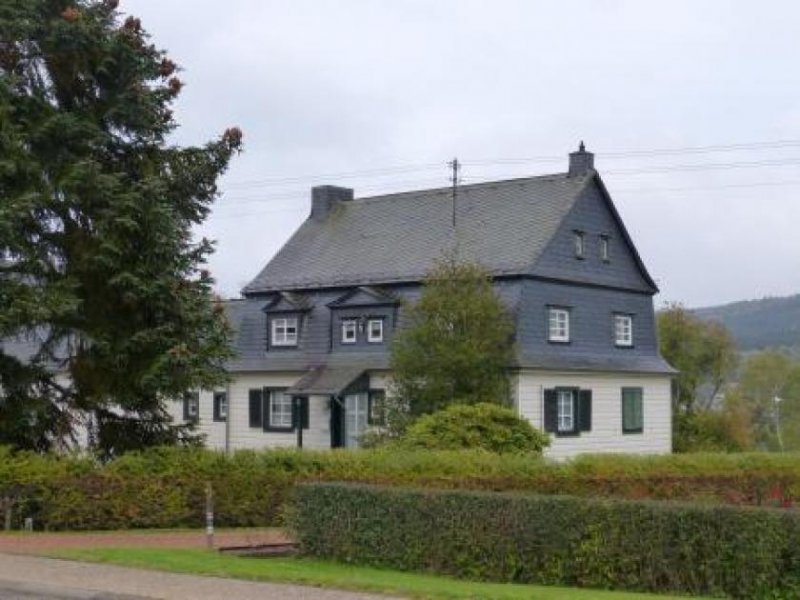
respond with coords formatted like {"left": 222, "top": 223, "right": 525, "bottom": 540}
{"left": 125, "top": 0, "right": 800, "bottom": 308}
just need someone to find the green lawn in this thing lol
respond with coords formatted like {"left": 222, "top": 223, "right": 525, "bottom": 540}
{"left": 56, "top": 547, "right": 712, "bottom": 600}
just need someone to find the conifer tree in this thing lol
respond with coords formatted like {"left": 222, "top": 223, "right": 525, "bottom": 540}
{"left": 0, "top": 0, "right": 241, "bottom": 455}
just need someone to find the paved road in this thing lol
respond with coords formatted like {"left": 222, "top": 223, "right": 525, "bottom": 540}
{"left": 0, "top": 554, "right": 394, "bottom": 600}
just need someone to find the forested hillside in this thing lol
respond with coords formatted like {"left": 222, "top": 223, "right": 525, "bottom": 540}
{"left": 693, "top": 294, "right": 800, "bottom": 352}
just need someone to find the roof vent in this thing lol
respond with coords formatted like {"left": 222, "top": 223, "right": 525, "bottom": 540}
{"left": 310, "top": 185, "right": 354, "bottom": 221}
{"left": 568, "top": 141, "right": 595, "bottom": 177}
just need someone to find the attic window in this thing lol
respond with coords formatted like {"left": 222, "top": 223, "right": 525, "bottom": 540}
{"left": 271, "top": 317, "right": 298, "bottom": 346}
{"left": 342, "top": 319, "right": 357, "bottom": 344}
{"left": 574, "top": 231, "right": 585, "bottom": 259}
{"left": 600, "top": 235, "right": 610, "bottom": 262}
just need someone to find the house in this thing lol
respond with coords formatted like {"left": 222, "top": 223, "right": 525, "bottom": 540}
{"left": 177, "top": 144, "right": 675, "bottom": 458}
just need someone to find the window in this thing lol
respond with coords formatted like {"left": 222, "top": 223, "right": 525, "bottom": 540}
{"left": 341, "top": 319, "right": 357, "bottom": 343}
{"left": 213, "top": 391, "right": 227, "bottom": 422}
{"left": 183, "top": 392, "right": 199, "bottom": 423}
{"left": 268, "top": 390, "right": 293, "bottom": 429}
{"left": 271, "top": 317, "right": 298, "bottom": 346}
{"left": 557, "top": 389, "right": 574, "bottom": 433}
{"left": 622, "top": 387, "right": 644, "bottom": 433}
{"left": 614, "top": 314, "right": 633, "bottom": 347}
{"left": 368, "top": 389, "right": 386, "bottom": 426}
{"left": 544, "top": 388, "right": 592, "bottom": 436}
{"left": 548, "top": 308, "right": 570, "bottom": 342}
{"left": 367, "top": 319, "right": 383, "bottom": 343}
{"left": 574, "top": 231, "right": 585, "bottom": 259}
{"left": 600, "top": 235, "right": 610, "bottom": 261}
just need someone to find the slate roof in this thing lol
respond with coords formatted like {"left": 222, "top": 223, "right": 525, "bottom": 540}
{"left": 243, "top": 172, "right": 592, "bottom": 294}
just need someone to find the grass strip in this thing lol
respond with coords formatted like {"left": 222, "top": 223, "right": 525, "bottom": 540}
{"left": 55, "top": 547, "right": 712, "bottom": 600}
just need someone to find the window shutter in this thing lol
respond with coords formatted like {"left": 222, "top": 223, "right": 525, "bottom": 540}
{"left": 298, "top": 397, "right": 310, "bottom": 429}
{"left": 578, "top": 389, "right": 592, "bottom": 432}
{"left": 543, "top": 389, "right": 558, "bottom": 433}
{"left": 183, "top": 394, "right": 190, "bottom": 421}
{"left": 248, "top": 389, "right": 263, "bottom": 428}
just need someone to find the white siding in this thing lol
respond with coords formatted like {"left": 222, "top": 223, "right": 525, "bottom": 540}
{"left": 515, "top": 369, "right": 672, "bottom": 459}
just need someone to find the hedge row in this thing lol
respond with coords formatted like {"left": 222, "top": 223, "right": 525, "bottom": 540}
{"left": 1, "top": 446, "right": 800, "bottom": 530}
{"left": 291, "top": 482, "right": 800, "bottom": 599}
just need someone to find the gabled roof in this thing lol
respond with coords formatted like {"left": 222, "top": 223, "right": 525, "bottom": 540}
{"left": 262, "top": 291, "right": 313, "bottom": 313}
{"left": 243, "top": 172, "right": 593, "bottom": 294}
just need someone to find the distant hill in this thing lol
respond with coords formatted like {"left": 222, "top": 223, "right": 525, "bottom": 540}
{"left": 693, "top": 294, "right": 800, "bottom": 353}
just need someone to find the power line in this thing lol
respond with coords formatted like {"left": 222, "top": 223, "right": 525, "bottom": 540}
{"left": 219, "top": 137, "right": 800, "bottom": 190}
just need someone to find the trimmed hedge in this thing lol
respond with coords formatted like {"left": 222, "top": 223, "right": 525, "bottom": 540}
{"left": 291, "top": 482, "right": 800, "bottom": 599}
{"left": 2, "top": 446, "right": 800, "bottom": 530}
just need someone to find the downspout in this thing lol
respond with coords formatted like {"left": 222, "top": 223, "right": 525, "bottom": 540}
{"left": 224, "top": 380, "right": 232, "bottom": 455}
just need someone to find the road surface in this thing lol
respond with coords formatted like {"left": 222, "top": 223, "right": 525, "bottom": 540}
{"left": 0, "top": 553, "right": 394, "bottom": 600}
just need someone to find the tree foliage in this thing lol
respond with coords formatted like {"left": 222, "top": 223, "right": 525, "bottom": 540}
{"left": 0, "top": 0, "right": 241, "bottom": 456}
{"left": 658, "top": 303, "right": 739, "bottom": 412}
{"left": 398, "top": 403, "right": 550, "bottom": 454}
{"left": 388, "top": 257, "right": 514, "bottom": 430}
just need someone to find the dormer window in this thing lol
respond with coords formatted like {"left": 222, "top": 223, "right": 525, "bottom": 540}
{"left": 574, "top": 231, "right": 585, "bottom": 259}
{"left": 600, "top": 235, "right": 610, "bottom": 262}
{"left": 367, "top": 319, "right": 384, "bottom": 343}
{"left": 271, "top": 317, "right": 298, "bottom": 346}
{"left": 341, "top": 319, "right": 357, "bottom": 344}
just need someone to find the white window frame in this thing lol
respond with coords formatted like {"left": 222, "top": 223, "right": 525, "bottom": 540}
{"left": 271, "top": 317, "right": 298, "bottom": 347}
{"left": 600, "top": 235, "right": 610, "bottom": 261}
{"left": 548, "top": 308, "right": 570, "bottom": 343}
{"left": 574, "top": 231, "right": 585, "bottom": 258}
{"left": 557, "top": 389, "right": 575, "bottom": 433}
{"left": 367, "top": 319, "right": 383, "bottom": 343}
{"left": 268, "top": 390, "right": 293, "bottom": 429}
{"left": 615, "top": 314, "right": 633, "bottom": 347}
{"left": 341, "top": 319, "right": 358, "bottom": 344}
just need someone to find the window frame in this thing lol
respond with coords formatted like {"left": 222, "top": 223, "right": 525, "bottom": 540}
{"left": 341, "top": 319, "right": 358, "bottom": 344}
{"left": 213, "top": 391, "right": 227, "bottom": 422}
{"left": 574, "top": 230, "right": 586, "bottom": 259}
{"left": 183, "top": 391, "right": 199, "bottom": 423}
{"left": 367, "top": 318, "right": 384, "bottom": 343}
{"left": 621, "top": 387, "right": 644, "bottom": 434}
{"left": 600, "top": 234, "right": 610, "bottom": 262}
{"left": 271, "top": 316, "right": 299, "bottom": 347}
{"left": 368, "top": 389, "right": 387, "bottom": 426}
{"left": 614, "top": 313, "right": 634, "bottom": 347}
{"left": 265, "top": 388, "right": 294, "bottom": 432}
{"left": 548, "top": 307, "right": 571, "bottom": 343}
{"left": 556, "top": 388, "right": 576, "bottom": 434}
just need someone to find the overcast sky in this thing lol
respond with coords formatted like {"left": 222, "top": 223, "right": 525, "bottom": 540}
{"left": 124, "top": 0, "right": 800, "bottom": 308}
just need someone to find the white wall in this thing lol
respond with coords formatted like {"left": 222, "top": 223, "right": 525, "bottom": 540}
{"left": 515, "top": 369, "right": 672, "bottom": 459}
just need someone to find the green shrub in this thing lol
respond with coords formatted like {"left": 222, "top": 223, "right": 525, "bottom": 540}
{"left": 2, "top": 446, "right": 800, "bottom": 531}
{"left": 291, "top": 482, "right": 800, "bottom": 599}
{"left": 398, "top": 403, "right": 549, "bottom": 454}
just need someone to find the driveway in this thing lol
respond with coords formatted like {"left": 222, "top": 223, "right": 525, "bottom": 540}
{"left": 0, "top": 554, "right": 393, "bottom": 600}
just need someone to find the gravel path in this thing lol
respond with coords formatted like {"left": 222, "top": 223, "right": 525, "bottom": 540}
{"left": 0, "top": 529, "right": 290, "bottom": 555}
{"left": 0, "top": 553, "right": 394, "bottom": 600}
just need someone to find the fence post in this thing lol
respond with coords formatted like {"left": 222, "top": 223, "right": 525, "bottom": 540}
{"left": 205, "top": 482, "right": 214, "bottom": 550}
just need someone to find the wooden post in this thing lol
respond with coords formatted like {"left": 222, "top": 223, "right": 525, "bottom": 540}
{"left": 205, "top": 482, "right": 214, "bottom": 550}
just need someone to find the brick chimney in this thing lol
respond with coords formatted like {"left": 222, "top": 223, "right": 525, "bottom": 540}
{"left": 310, "top": 185, "right": 354, "bottom": 221}
{"left": 568, "top": 141, "right": 595, "bottom": 177}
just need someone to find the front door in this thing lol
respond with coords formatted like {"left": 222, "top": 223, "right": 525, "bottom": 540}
{"left": 344, "top": 392, "right": 369, "bottom": 448}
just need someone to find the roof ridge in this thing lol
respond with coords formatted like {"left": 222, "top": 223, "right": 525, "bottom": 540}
{"left": 353, "top": 171, "right": 579, "bottom": 204}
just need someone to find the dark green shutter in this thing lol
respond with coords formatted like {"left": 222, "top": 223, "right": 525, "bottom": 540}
{"left": 622, "top": 387, "right": 643, "bottom": 433}
{"left": 248, "top": 389, "right": 263, "bottom": 428}
{"left": 578, "top": 389, "right": 592, "bottom": 432}
{"left": 300, "top": 397, "right": 309, "bottom": 429}
{"left": 544, "top": 389, "right": 558, "bottom": 432}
